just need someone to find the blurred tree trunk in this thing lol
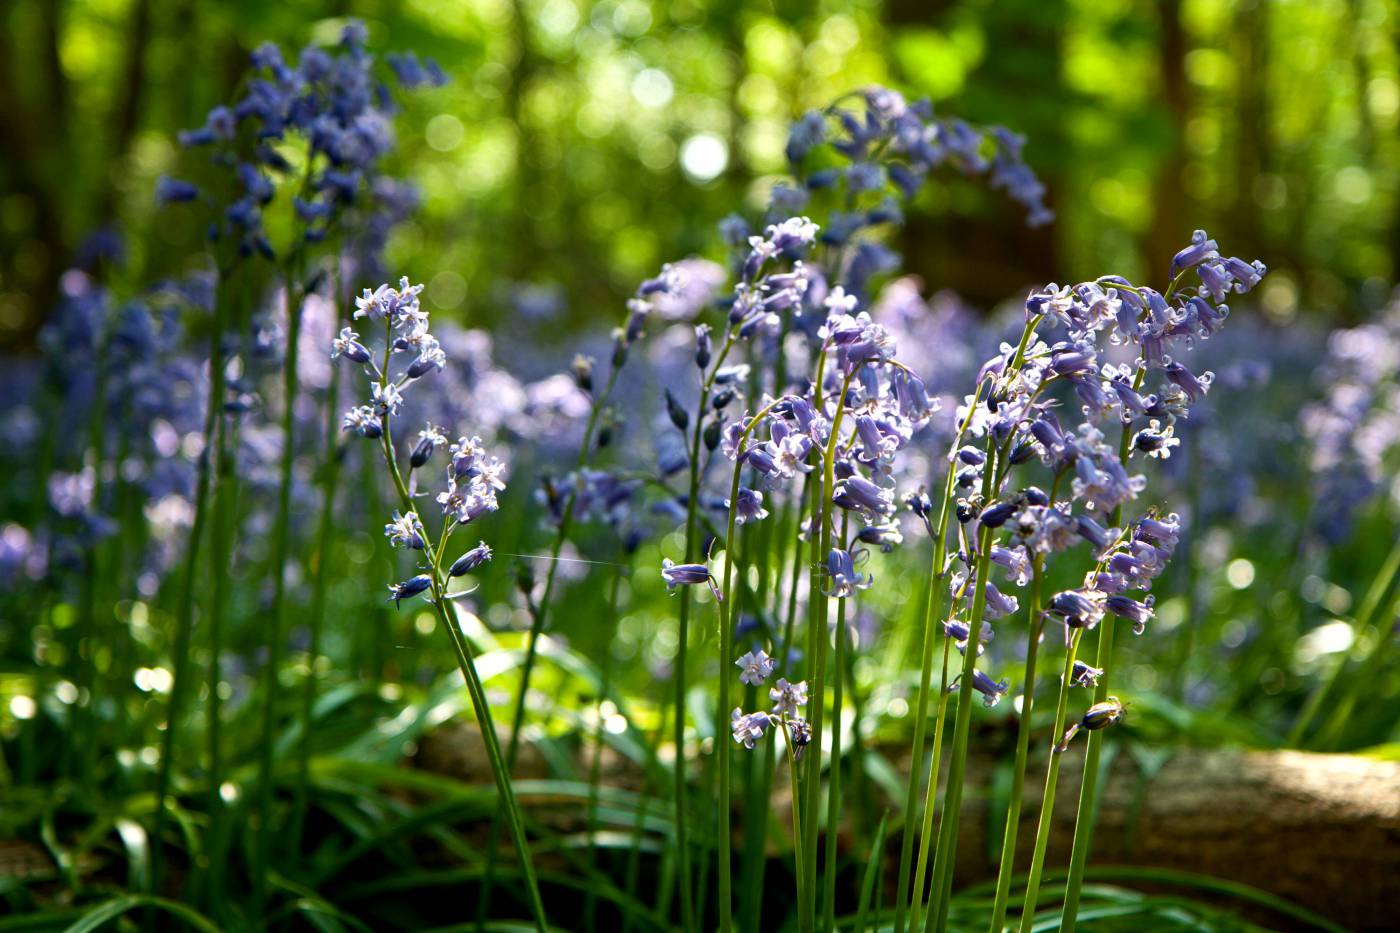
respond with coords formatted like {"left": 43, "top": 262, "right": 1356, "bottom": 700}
{"left": 419, "top": 725, "right": 1400, "bottom": 932}
{"left": 0, "top": 0, "right": 70, "bottom": 349}
{"left": 504, "top": 0, "right": 539, "bottom": 283}
{"left": 1147, "top": 0, "right": 1187, "bottom": 281}
{"left": 887, "top": 0, "right": 1061, "bottom": 305}
{"left": 1231, "top": 0, "right": 1269, "bottom": 263}
{"left": 99, "top": 0, "right": 154, "bottom": 222}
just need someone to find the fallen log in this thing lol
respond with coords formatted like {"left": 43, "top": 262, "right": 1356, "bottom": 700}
{"left": 416, "top": 724, "right": 1400, "bottom": 931}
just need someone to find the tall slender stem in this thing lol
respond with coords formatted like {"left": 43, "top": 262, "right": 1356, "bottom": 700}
{"left": 799, "top": 363, "right": 859, "bottom": 932}
{"left": 585, "top": 568, "right": 624, "bottom": 933}
{"left": 894, "top": 404, "right": 977, "bottom": 933}
{"left": 150, "top": 270, "right": 227, "bottom": 900}
{"left": 821, "top": 513, "right": 852, "bottom": 932}
{"left": 925, "top": 520, "right": 995, "bottom": 933}
{"left": 378, "top": 411, "right": 548, "bottom": 931}
{"left": 292, "top": 359, "right": 342, "bottom": 848}
{"left": 251, "top": 270, "right": 304, "bottom": 916}
{"left": 475, "top": 366, "right": 622, "bottom": 931}
{"left": 988, "top": 559, "right": 1045, "bottom": 931}
{"left": 906, "top": 638, "right": 952, "bottom": 933}
{"left": 1018, "top": 628, "right": 1085, "bottom": 932}
{"left": 1059, "top": 363, "right": 1145, "bottom": 931}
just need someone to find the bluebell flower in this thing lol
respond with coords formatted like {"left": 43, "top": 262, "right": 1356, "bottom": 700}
{"left": 448, "top": 541, "right": 493, "bottom": 577}
{"left": 731, "top": 708, "right": 773, "bottom": 749}
{"left": 660, "top": 557, "right": 721, "bottom": 601}
{"left": 1169, "top": 229, "right": 1219, "bottom": 278}
{"left": 1069, "top": 660, "right": 1103, "bottom": 688}
{"left": 735, "top": 649, "right": 776, "bottom": 686}
{"left": 387, "top": 574, "right": 433, "bottom": 607}
{"left": 156, "top": 177, "right": 200, "bottom": 205}
{"left": 1045, "top": 588, "right": 1107, "bottom": 630}
{"left": 384, "top": 511, "right": 426, "bottom": 550}
{"left": 1105, "top": 593, "right": 1155, "bottom": 635}
{"left": 768, "top": 678, "right": 809, "bottom": 717}
{"left": 729, "top": 487, "right": 768, "bottom": 525}
{"left": 785, "top": 110, "right": 827, "bottom": 163}
{"left": 951, "top": 669, "right": 1010, "bottom": 707}
{"left": 342, "top": 405, "right": 382, "bottom": 438}
{"left": 825, "top": 547, "right": 873, "bottom": 598}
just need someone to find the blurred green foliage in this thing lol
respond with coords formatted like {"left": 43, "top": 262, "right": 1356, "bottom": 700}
{"left": 1, "top": 0, "right": 1397, "bottom": 346}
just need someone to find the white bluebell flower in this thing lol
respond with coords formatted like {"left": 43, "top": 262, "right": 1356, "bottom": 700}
{"left": 384, "top": 511, "right": 425, "bottom": 550}
{"left": 341, "top": 405, "right": 382, "bottom": 438}
{"left": 730, "top": 707, "right": 773, "bottom": 749}
{"left": 768, "top": 678, "right": 809, "bottom": 718}
{"left": 735, "top": 650, "right": 776, "bottom": 687}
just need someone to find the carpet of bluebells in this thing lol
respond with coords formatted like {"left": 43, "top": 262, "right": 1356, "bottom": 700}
{"left": 2, "top": 23, "right": 1398, "bottom": 933}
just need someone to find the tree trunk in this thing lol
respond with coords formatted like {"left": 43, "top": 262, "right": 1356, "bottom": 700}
{"left": 418, "top": 725, "right": 1400, "bottom": 931}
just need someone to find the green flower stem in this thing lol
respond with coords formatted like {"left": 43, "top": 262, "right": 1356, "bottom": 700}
{"left": 925, "top": 516, "right": 996, "bottom": 933}
{"left": 922, "top": 315, "right": 1042, "bottom": 933}
{"left": 987, "top": 558, "right": 1046, "bottom": 932}
{"left": 894, "top": 394, "right": 980, "bottom": 933}
{"left": 715, "top": 399, "right": 780, "bottom": 933}
{"left": 476, "top": 364, "right": 623, "bottom": 931}
{"left": 1017, "top": 627, "right": 1086, "bottom": 933}
{"left": 377, "top": 411, "right": 549, "bottom": 932}
{"left": 1296, "top": 532, "right": 1400, "bottom": 747}
{"left": 150, "top": 269, "right": 228, "bottom": 900}
{"left": 800, "top": 363, "right": 859, "bottom": 933}
{"left": 821, "top": 514, "right": 852, "bottom": 933}
{"left": 200, "top": 289, "right": 249, "bottom": 912}
{"left": 585, "top": 567, "right": 625, "bottom": 933}
{"left": 251, "top": 267, "right": 305, "bottom": 917}
{"left": 906, "top": 638, "right": 952, "bottom": 933}
{"left": 1059, "top": 362, "right": 1146, "bottom": 932}
{"left": 291, "top": 359, "right": 343, "bottom": 850}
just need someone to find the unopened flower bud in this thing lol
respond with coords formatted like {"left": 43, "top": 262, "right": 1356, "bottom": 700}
{"left": 695, "top": 324, "right": 713, "bottom": 370}
{"left": 704, "top": 418, "right": 722, "bottom": 452}
{"left": 665, "top": 388, "right": 690, "bottom": 431}
{"left": 572, "top": 354, "right": 595, "bottom": 393}
{"left": 410, "top": 436, "right": 436, "bottom": 469}
{"left": 449, "top": 541, "right": 493, "bottom": 577}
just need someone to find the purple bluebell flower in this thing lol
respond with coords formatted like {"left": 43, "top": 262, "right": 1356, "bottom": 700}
{"left": 660, "top": 557, "right": 722, "bottom": 601}
{"left": 1045, "top": 588, "right": 1107, "bottom": 630}
{"left": 833, "top": 475, "right": 895, "bottom": 521}
{"left": 1169, "top": 229, "right": 1219, "bottom": 278}
{"left": 944, "top": 617, "right": 993, "bottom": 656}
{"left": 156, "top": 177, "right": 200, "bottom": 205}
{"left": 769, "top": 678, "right": 809, "bottom": 717}
{"left": 1105, "top": 593, "right": 1155, "bottom": 635}
{"left": 786, "top": 717, "right": 813, "bottom": 759}
{"left": 825, "top": 547, "right": 874, "bottom": 598}
{"left": 1069, "top": 660, "right": 1103, "bottom": 688}
{"left": 951, "top": 669, "right": 1010, "bottom": 708}
{"left": 387, "top": 574, "right": 433, "bottom": 607}
{"left": 448, "top": 541, "right": 493, "bottom": 577}
{"left": 729, "top": 487, "right": 768, "bottom": 525}
{"left": 731, "top": 708, "right": 773, "bottom": 748}
{"left": 855, "top": 521, "right": 903, "bottom": 552}
{"left": 384, "top": 511, "right": 426, "bottom": 550}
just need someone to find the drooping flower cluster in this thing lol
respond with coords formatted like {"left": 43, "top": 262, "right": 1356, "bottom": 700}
{"left": 1300, "top": 292, "right": 1400, "bottom": 541}
{"left": 934, "top": 230, "right": 1265, "bottom": 717}
{"left": 334, "top": 277, "right": 504, "bottom": 607}
{"left": 782, "top": 85, "right": 1053, "bottom": 245}
{"left": 162, "top": 21, "right": 443, "bottom": 264}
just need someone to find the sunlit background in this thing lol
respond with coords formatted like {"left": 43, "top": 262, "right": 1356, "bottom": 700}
{"left": 1, "top": 0, "right": 1397, "bottom": 348}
